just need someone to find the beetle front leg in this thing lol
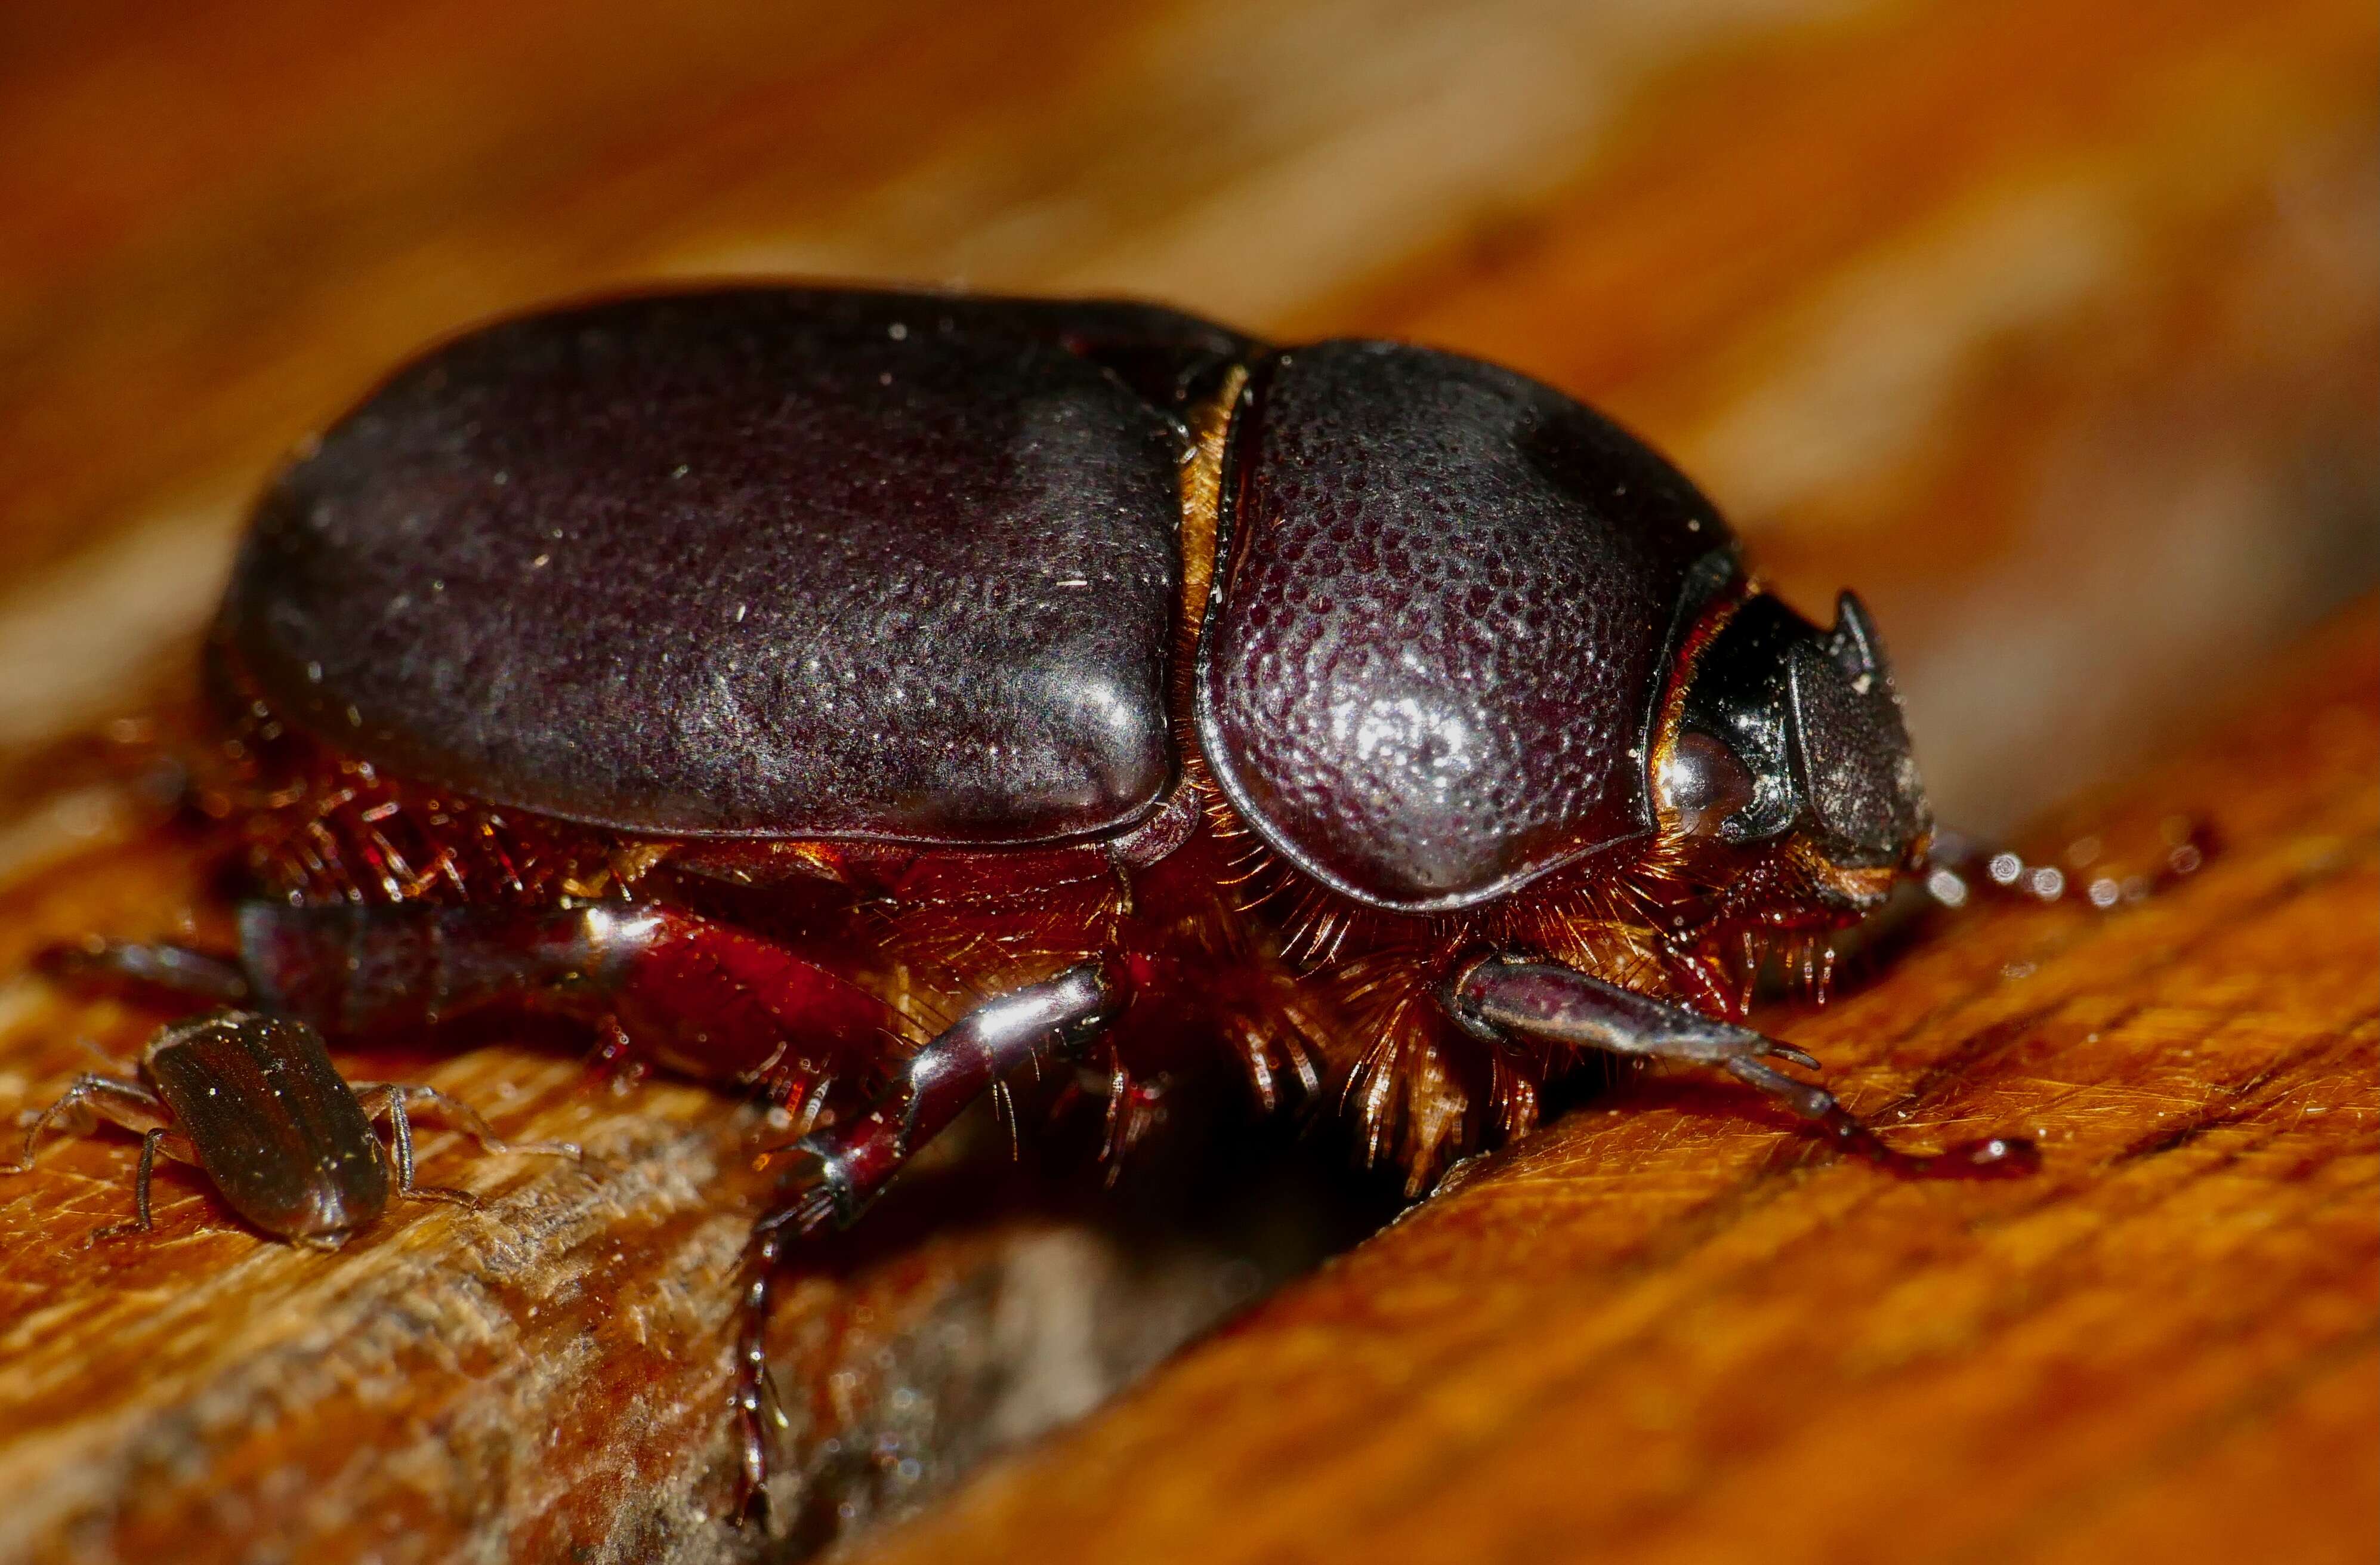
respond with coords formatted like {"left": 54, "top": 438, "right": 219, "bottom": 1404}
{"left": 5, "top": 1075, "right": 204, "bottom": 1240}
{"left": 731, "top": 958, "right": 1128, "bottom": 1521}
{"left": 6, "top": 1073, "right": 187, "bottom": 1172}
{"left": 1444, "top": 957, "right": 2035, "bottom": 1177}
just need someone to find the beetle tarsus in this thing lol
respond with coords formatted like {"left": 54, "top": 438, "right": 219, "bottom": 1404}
{"left": 1722, "top": 1055, "right": 2038, "bottom": 1178}
{"left": 399, "top": 1184, "right": 483, "bottom": 1210}
{"left": 731, "top": 1219, "right": 797, "bottom": 1527}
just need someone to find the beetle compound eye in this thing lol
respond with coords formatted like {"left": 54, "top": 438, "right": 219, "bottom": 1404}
{"left": 1658, "top": 729, "right": 1756, "bottom": 838}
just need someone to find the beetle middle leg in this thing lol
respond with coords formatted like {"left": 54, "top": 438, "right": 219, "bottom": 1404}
{"left": 42, "top": 900, "right": 903, "bottom": 1110}
{"left": 1444, "top": 957, "right": 2035, "bottom": 1177}
{"left": 731, "top": 959, "right": 1128, "bottom": 1520}
{"left": 5, "top": 1073, "right": 202, "bottom": 1240}
{"left": 349, "top": 1082, "right": 583, "bottom": 1208}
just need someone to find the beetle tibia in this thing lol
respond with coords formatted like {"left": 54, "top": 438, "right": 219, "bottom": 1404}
{"left": 1445, "top": 957, "right": 2036, "bottom": 1179}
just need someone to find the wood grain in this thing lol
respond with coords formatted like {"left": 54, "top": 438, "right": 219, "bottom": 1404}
{"left": 0, "top": 1, "right": 2371, "bottom": 1561}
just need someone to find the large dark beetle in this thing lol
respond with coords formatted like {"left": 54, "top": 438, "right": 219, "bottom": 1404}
{"left": 69, "top": 286, "right": 2030, "bottom": 1507}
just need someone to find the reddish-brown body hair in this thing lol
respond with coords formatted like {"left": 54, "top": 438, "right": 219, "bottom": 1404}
{"left": 208, "top": 615, "right": 1863, "bottom": 1192}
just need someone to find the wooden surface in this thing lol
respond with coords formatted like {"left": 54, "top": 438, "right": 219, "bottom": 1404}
{"left": 0, "top": 2, "right": 2373, "bottom": 1562}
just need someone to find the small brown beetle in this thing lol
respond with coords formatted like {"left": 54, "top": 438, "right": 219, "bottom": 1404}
{"left": 5, "top": 1009, "right": 577, "bottom": 1248}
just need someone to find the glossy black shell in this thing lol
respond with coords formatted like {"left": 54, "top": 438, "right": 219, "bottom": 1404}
{"left": 223, "top": 286, "right": 1742, "bottom": 906}
{"left": 225, "top": 289, "right": 1245, "bottom": 844}
{"left": 143, "top": 1011, "right": 389, "bottom": 1239}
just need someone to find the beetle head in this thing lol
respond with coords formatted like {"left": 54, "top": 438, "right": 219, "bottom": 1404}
{"left": 1656, "top": 588, "right": 1929, "bottom": 900}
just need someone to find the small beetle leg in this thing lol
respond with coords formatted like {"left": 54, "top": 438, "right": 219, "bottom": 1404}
{"left": 6, "top": 1073, "right": 173, "bottom": 1171}
{"left": 1445, "top": 958, "right": 2035, "bottom": 1178}
{"left": 90, "top": 1128, "right": 174, "bottom": 1243}
{"left": 349, "top": 1084, "right": 581, "bottom": 1209}
{"left": 731, "top": 959, "right": 1129, "bottom": 1523}
{"left": 7, "top": 1075, "right": 207, "bottom": 1242}
{"left": 356, "top": 1087, "right": 474, "bottom": 1209}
